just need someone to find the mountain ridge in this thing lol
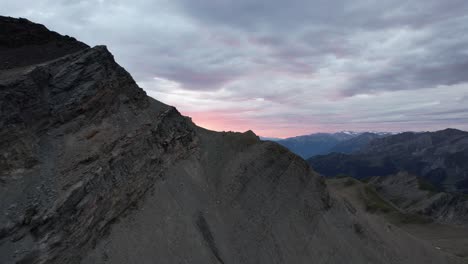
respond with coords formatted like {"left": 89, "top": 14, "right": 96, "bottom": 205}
{"left": 308, "top": 128, "right": 468, "bottom": 193}
{"left": 275, "top": 131, "right": 394, "bottom": 158}
{"left": 0, "top": 16, "right": 463, "bottom": 264}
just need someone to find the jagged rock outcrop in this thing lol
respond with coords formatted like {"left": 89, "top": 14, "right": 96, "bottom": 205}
{"left": 1, "top": 41, "right": 196, "bottom": 263}
{"left": 0, "top": 17, "right": 463, "bottom": 264}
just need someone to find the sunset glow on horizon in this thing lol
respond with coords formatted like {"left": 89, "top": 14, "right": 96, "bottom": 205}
{"left": 181, "top": 110, "right": 328, "bottom": 139}
{"left": 9, "top": 0, "right": 468, "bottom": 137}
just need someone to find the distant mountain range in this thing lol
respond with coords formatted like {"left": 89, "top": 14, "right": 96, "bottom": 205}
{"left": 266, "top": 131, "right": 394, "bottom": 158}
{"left": 308, "top": 128, "right": 468, "bottom": 193}
{"left": 259, "top": 136, "right": 282, "bottom": 141}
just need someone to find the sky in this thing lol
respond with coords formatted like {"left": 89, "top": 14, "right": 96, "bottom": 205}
{"left": 3, "top": 0, "right": 468, "bottom": 138}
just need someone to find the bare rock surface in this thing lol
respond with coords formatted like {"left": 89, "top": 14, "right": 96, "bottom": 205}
{"left": 0, "top": 17, "right": 463, "bottom": 264}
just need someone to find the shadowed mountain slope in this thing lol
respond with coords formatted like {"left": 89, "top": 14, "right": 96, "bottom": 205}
{"left": 308, "top": 129, "right": 468, "bottom": 193}
{"left": 327, "top": 177, "right": 468, "bottom": 260}
{"left": 368, "top": 172, "right": 468, "bottom": 227}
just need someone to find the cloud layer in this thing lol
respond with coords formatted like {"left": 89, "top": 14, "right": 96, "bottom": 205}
{"left": 3, "top": 0, "right": 468, "bottom": 137}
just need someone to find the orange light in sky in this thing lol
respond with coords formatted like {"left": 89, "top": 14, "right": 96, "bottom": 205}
{"left": 183, "top": 111, "right": 326, "bottom": 138}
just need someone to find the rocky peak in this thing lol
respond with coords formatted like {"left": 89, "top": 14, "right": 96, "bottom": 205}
{"left": 1, "top": 45, "right": 148, "bottom": 131}
{"left": 0, "top": 15, "right": 88, "bottom": 70}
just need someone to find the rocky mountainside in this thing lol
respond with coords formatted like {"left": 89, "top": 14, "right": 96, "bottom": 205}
{"left": 308, "top": 129, "right": 468, "bottom": 193}
{"left": 368, "top": 172, "right": 468, "bottom": 227}
{"left": 327, "top": 177, "right": 468, "bottom": 259}
{"left": 0, "top": 16, "right": 463, "bottom": 264}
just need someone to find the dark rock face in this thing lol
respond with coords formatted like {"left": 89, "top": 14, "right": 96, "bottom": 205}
{"left": 1, "top": 43, "right": 195, "bottom": 263}
{"left": 308, "top": 129, "right": 468, "bottom": 193}
{"left": 0, "top": 17, "right": 462, "bottom": 264}
{"left": 0, "top": 16, "right": 88, "bottom": 70}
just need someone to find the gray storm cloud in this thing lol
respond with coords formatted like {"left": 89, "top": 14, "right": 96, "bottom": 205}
{"left": 2, "top": 0, "right": 468, "bottom": 137}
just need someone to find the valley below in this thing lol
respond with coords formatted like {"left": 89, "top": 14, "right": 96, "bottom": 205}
{"left": 327, "top": 177, "right": 468, "bottom": 261}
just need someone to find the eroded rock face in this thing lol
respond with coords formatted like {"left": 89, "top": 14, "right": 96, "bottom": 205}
{"left": 0, "top": 17, "right": 463, "bottom": 264}
{"left": 0, "top": 42, "right": 198, "bottom": 263}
